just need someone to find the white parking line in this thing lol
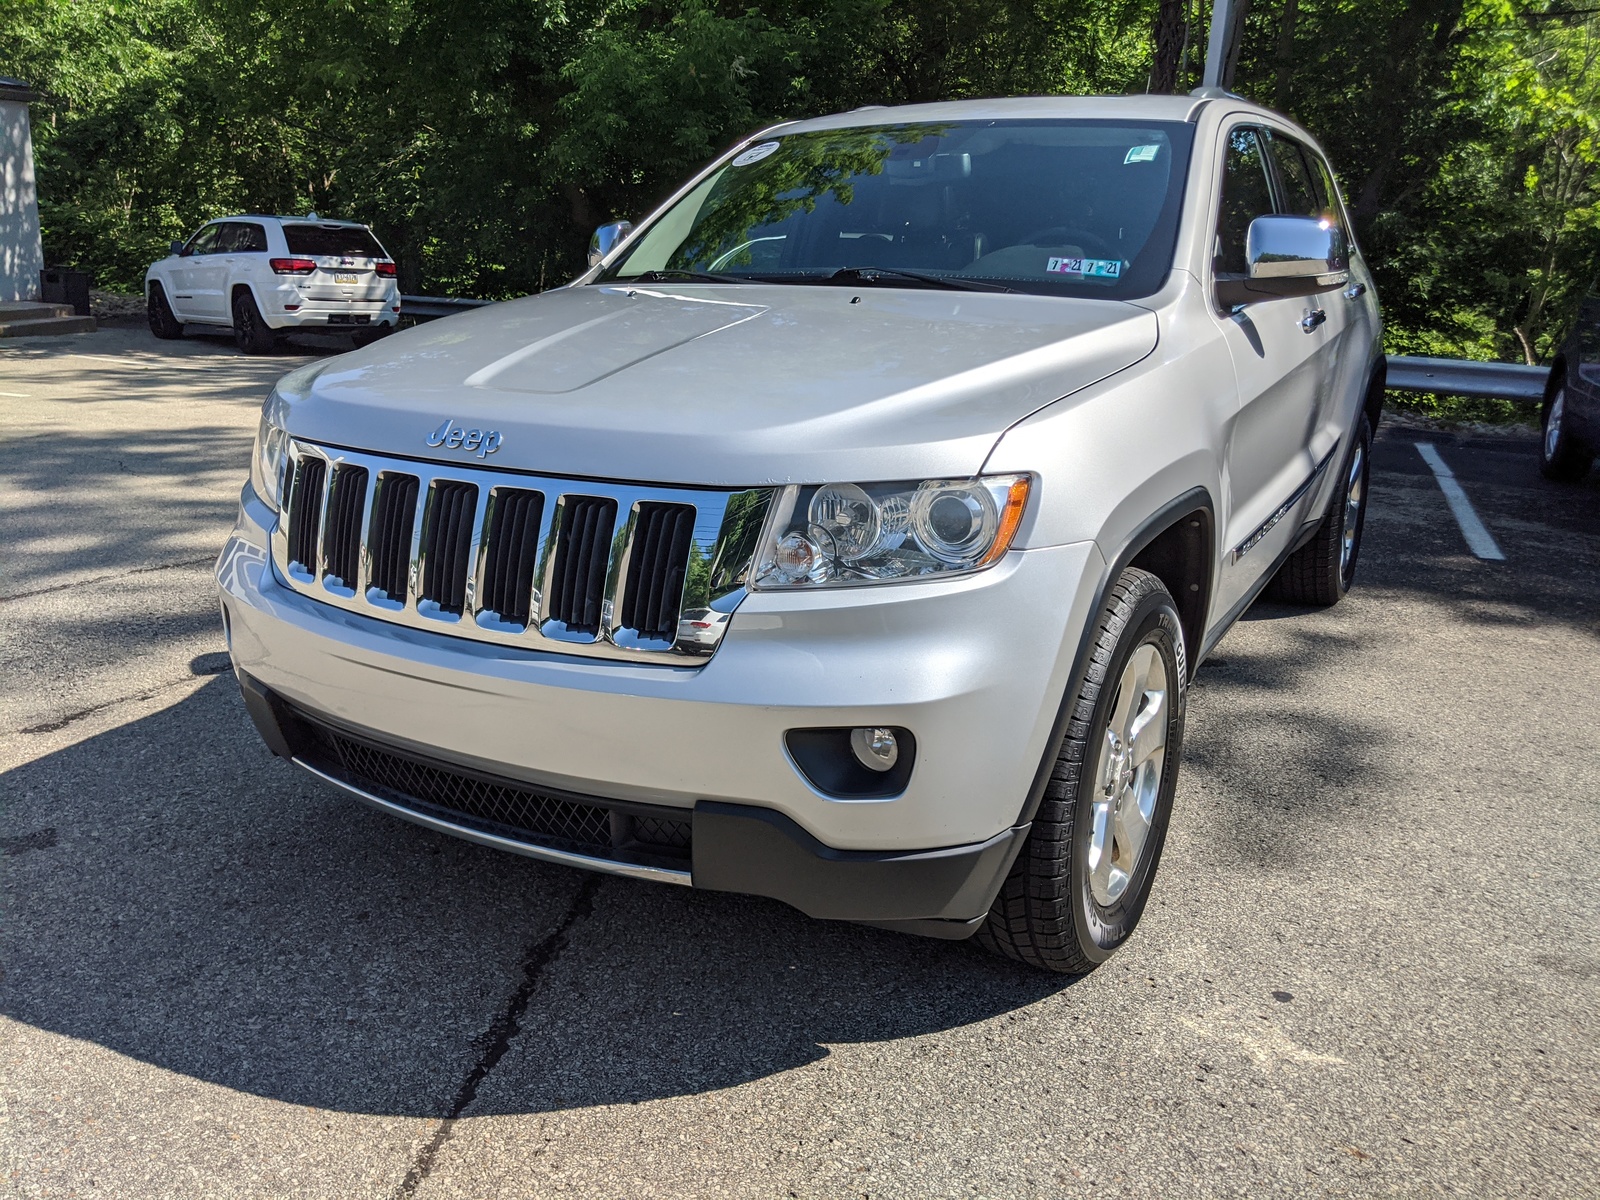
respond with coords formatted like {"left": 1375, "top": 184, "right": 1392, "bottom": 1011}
{"left": 1415, "top": 442, "right": 1506, "bottom": 561}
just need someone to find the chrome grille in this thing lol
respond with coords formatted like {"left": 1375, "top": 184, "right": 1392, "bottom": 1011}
{"left": 479, "top": 488, "right": 543, "bottom": 627}
{"left": 545, "top": 495, "right": 616, "bottom": 636}
{"left": 419, "top": 480, "right": 478, "bottom": 616}
{"left": 285, "top": 456, "right": 326, "bottom": 575}
{"left": 323, "top": 464, "right": 367, "bottom": 590}
{"left": 270, "top": 440, "right": 772, "bottom": 664}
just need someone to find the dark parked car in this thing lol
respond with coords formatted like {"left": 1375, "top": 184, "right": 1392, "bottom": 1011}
{"left": 1542, "top": 289, "right": 1600, "bottom": 481}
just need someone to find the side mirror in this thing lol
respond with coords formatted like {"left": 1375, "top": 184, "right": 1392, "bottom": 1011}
{"left": 588, "top": 221, "right": 634, "bottom": 268}
{"left": 170, "top": 240, "right": 186, "bottom": 257}
{"left": 1217, "top": 215, "right": 1349, "bottom": 307}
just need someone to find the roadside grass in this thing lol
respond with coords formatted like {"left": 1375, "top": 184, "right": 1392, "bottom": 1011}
{"left": 1384, "top": 389, "right": 1538, "bottom": 428}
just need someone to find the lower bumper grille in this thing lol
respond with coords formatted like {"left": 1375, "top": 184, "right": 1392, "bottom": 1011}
{"left": 294, "top": 712, "right": 692, "bottom": 869}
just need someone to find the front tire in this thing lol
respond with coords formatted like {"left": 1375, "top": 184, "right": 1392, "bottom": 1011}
{"left": 976, "top": 567, "right": 1187, "bottom": 974}
{"left": 232, "top": 291, "right": 278, "bottom": 355}
{"left": 146, "top": 283, "right": 184, "bottom": 340}
{"left": 1539, "top": 378, "right": 1593, "bottom": 482}
{"left": 1267, "top": 414, "right": 1372, "bottom": 606}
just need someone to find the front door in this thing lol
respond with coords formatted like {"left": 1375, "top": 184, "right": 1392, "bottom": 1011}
{"left": 168, "top": 224, "right": 221, "bottom": 319}
{"left": 1209, "top": 124, "right": 1342, "bottom": 617}
{"left": 186, "top": 222, "right": 237, "bottom": 321}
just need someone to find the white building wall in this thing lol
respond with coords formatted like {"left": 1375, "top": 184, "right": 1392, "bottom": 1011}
{"left": 1, "top": 98, "right": 44, "bottom": 302}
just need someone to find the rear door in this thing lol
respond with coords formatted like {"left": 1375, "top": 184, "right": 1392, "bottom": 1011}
{"left": 1210, "top": 124, "right": 1335, "bottom": 617}
{"left": 279, "top": 223, "right": 392, "bottom": 315}
{"left": 223, "top": 221, "right": 271, "bottom": 307}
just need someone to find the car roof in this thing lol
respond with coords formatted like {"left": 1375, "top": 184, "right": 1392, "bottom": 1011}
{"left": 776, "top": 93, "right": 1224, "bottom": 135}
{"left": 207, "top": 214, "right": 372, "bottom": 227}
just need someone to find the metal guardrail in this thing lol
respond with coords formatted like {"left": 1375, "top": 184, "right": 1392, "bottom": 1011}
{"left": 399, "top": 298, "right": 1551, "bottom": 407}
{"left": 1386, "top": 355, "right": 1548, "bottom": 404}
{"left": 400, "top": 294, "right": 491, "bottom": 320}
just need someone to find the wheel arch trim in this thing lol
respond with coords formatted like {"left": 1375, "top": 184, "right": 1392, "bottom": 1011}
{"left": 1013, "top": 485, "right": 1214, "bottom": 828}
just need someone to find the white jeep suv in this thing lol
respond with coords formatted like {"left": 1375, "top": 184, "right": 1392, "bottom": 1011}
{"left": 145, "top": 216, "right": 401, "bottom": 353}
{"left": 218, "top": 94, "right": 1382, "bottom": 972}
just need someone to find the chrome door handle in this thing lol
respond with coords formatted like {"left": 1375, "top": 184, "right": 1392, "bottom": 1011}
{"left": 1301, "top": 309, "right": 1327, "bottom": 333}
{"left": 1344, "top": 283, "right": 1366, "bottom": 299}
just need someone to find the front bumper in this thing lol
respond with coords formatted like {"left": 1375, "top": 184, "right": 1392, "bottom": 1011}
{"left": 218, "top": 481, "right": 1104, "bottom": 924}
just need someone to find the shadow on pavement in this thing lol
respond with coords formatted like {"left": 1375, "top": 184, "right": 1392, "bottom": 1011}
{"left": 0, "top": 677, "right": 1067, "bottom": 1119}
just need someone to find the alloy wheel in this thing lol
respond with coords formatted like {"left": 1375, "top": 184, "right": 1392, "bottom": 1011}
{"left": 1340, "top": 440, "right": 1366, "bottom": 579}
{"left": 1545, "top": 388, "right": 1566, "bottom": 461}
{"left": 1087, "top": 641, "right": 1169, "bottom": 906}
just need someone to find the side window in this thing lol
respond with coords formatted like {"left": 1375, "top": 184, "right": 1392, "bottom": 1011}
{"left": 213, "top": 223, "right": 244, "bottom": 253}
{"left": 1268, "top": 132, "right": 1350, "bottom": 242}
{"left": 1266, "top": 134, "right": 1319, "bottom": 218}
{"left": 183, "top": 224, "right": 221, "bottom": 257}
{"left": 1306, "top": 152, "right": 1352, "bottom": 243}
{"left": 237, "top": 222, "right": 268, "bottom": 253}
{"left": 1215, "top": 126, "right": 1274, "bottom": 277}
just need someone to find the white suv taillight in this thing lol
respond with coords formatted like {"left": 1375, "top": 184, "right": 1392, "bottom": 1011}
{"left": 375, "top": 261, "right": 397, "bottom": 277}
{"left": 270, "top": 257, "right": 317, "bottom": 275}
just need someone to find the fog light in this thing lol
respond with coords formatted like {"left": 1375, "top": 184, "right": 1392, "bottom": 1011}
{"left": 850, "top": 726, "right": 899, "bottom": 772}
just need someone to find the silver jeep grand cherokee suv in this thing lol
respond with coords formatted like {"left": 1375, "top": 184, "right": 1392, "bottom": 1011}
{"left": 219, "top": 94, "right": 1382, "bottom": 973}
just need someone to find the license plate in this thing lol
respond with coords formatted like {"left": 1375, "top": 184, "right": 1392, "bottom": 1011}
{"left": 334, "top": 272, "right": 359, "bottom": 284}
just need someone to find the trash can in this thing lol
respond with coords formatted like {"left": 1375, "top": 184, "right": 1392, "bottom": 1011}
{"left": 41, "top": 267, "right": 92, "bottom": 317}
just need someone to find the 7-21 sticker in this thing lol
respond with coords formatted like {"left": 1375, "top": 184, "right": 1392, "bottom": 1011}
{"left": 1046, "top": 256, "right": 1122, "bottom": 278}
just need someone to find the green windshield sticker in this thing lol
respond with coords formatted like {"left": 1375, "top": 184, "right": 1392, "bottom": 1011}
{"left": 1047, "top": 256, "right": 1122, "bottom": 278}
{"left": 1124, "top": 144, "right": 1160, "bottom": 164}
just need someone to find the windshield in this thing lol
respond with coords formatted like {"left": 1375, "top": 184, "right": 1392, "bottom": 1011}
{"left": 600, "top": 120, "right": 1194, "bottom": 299}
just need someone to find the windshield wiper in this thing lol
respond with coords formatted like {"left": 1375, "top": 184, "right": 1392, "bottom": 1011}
{"left": 822, "top": 266, "right": 1014, "bottom": 293}
{"left": 627, "top": 268, "right": 746, "bottom": 284}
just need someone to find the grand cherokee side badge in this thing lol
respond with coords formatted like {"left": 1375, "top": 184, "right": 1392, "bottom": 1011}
{"left": 426, "top": 418, "right": 503, "bottom": 458}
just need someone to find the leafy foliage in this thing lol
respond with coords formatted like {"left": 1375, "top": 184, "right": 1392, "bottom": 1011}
{"left": 5, "top": 0, "right": 1598, "bottom": 397}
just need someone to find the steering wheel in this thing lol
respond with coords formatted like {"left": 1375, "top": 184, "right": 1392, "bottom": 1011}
{"left": 1018, "top": 226, "right": 1118, "bottom": 259}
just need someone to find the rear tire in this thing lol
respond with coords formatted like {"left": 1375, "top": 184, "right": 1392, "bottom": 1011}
{"left": 1539, "top": 378, "right": 1593, "bottom": 482}
{"left": 976, "top": 568, "right": 1187, "bottom": 974}
{"left": 1267, "top": 415, "right": 1372, "bottom": 606}
{"left": 147, "top": 283, "right": 184, "bottom": 340}
{"left": 232, "top": 291, "right": 278, "bottom": 355}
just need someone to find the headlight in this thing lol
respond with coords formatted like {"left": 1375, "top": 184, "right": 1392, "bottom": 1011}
{"left": 751, "top": 475, "right": 1031, "bottom": 589}
{"left": 250, "top": 404, "right": 291, "bottom": 512}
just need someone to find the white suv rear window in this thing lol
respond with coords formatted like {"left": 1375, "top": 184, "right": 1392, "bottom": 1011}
{"left": 282, "top": 224, "right": 387, "bottom": 258}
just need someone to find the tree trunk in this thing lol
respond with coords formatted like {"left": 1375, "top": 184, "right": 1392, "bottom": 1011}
{"left": 1222, "top": 0, "right": 1253, "bottom": 90}
{"left": 1151, "top": 0, "right": 1186, "bottom": 93}
{"left": 1274, "top": 0, "right": 1299, "bottom": 111}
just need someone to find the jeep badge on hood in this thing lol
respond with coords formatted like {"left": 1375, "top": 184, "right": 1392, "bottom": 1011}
{"left": 426, "top": 418, "right": 502, "bottom": 458}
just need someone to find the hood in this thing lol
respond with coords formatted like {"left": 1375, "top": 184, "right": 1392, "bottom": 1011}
{"left": 280, "top": 283, "right": 1157, "bottom": 486}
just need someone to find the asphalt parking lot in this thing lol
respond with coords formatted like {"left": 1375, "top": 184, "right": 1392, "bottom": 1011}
{"left": 3, "top": 324, "right": 1597, "bottom": 1199}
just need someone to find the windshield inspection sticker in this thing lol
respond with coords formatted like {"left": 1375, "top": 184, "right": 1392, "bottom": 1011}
{"left": 1047, "top": 256, "right": 1122, "bottom": 279}
{"left": 732, "top": 141, "right": 781, "bottom": 166}
{"left": 1124, "top": 144, "right": 1161, "bottom": 164}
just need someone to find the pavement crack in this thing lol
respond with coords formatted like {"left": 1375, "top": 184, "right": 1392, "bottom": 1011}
{"left": 15, "top": 671, "right": 215, "bottom": 735}
{"left": 392, "top": 873, "right": 602, "bottom": 1199}
{"left": 0, "top": 555, "right": 217, "bottom": 605}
